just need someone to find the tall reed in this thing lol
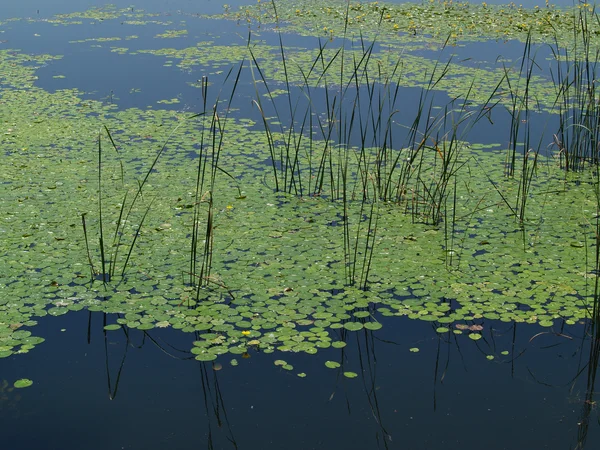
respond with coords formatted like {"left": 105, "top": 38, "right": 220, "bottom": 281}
{"left": 249, "top": 1, "right": 512, "bottom": 287}
{"left": 549, "top": 4, "right": 600, "bottom": 171}
{"left": 83, "top": 117, "right": 201, "bottom": 285}
{"left": 189, "top": 63, "right": 243, "bottom": 301}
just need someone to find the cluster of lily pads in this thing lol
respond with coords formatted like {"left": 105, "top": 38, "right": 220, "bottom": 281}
{"left": 1, "top": 1, "right": 599, "bottom": 377}
{"left": 218, "top": 0, "right": 597, "bottom": 48}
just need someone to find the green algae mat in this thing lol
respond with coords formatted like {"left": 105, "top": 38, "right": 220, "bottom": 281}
{"left": 1, "top": 1, "right": 600, "bottom": 376}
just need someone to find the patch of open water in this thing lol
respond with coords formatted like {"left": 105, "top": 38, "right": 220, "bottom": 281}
{"left": 2, "top": 310, "right": 597, "bottom": 449}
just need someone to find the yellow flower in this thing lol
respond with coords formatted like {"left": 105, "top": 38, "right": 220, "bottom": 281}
{"left": 241, "top": 330, "right": 251, "bottom": 336}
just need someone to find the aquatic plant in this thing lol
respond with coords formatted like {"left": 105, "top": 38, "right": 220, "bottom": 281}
{"left": 549, "top": 4, "right": 600, "bottom": 171}
{"left": 84, "top": 116, "right": 203, "bottom": 284}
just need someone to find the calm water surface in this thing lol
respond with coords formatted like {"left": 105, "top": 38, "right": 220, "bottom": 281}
{"left": 3, "top": 311, "right": 598, "bottom": 450}
{"left": 1, "top": 1, "right": 597, "bottom": 449}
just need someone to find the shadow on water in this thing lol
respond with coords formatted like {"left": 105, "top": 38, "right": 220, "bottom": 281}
{"left": 1, "top": 309, "right": 598, "bottom": 449}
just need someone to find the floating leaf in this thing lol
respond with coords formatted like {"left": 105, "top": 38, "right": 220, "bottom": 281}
{"left": 195, "top": 353, "right": 217, "bottom": 362}
{"left": 363, "top": 322, "right": 382, "bottom": 331}
{"left": 14, "top": 378, "right": 33, "bottom": 388}
{"left": 343, "top": 322, "right": 363, "bottom": 331}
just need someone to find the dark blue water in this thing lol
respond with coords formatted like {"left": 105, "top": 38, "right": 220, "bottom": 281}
{"left": 1, "top": 0, "right": 252, "bottom": 18}
{"left": 2, "top": 310, "right": 598, "bottom": 449}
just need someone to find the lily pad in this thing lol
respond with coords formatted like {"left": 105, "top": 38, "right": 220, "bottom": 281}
{"left": 363, "top": 322, "right": 383, "bottom": 331}
{"left": 14, "top": 378, "right": 33, "bottom": 388}
{"left": 194, "top": 353, "right": 218, "bottom": 362}
{"left": 343, "top": 322, "right": 364, "bottom": 332}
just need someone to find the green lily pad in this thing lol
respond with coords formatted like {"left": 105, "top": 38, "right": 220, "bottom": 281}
{"left": 363, "top": 322, "right": 383, "bottom": 331}
{"left": 194, "top": 353, "right": 217, "bottom": 362}
{"left": 14, "top": 378, "right": 33, "bottom": 388}
{"left": 343, "top": 322, "right": 364, "bottom": 331}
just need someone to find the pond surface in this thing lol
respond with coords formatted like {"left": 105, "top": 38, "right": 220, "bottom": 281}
{"left": 3, "top": 311, "right": 599, "bottom": 449}
{"left": 1, "top": 1, "right": 600, "bottom": 449}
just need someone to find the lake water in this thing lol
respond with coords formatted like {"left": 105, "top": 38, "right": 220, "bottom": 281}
{"left": 4, "top": 310, "right": 598, "bottom": 449}
{"left": 1, "top": 1, "right": 599, "bottom": 449}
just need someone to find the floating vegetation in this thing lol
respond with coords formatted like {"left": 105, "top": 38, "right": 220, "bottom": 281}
{"left": 217, "top": 0, "right": 600, "bottom": 49}
{"left": 1, "top": 1, "right": 600, "bottom": 374}
{"left": 155, "top": 29, "right": 188, "bottom": 39}
{"left": 13, "top": 379, "right": 33, "bottom": 389}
